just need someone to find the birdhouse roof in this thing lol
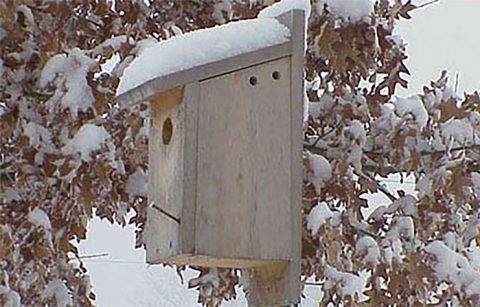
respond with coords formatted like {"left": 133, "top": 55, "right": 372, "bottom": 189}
{"left": 116, "top": 12, "right": 300, "bottom": 105}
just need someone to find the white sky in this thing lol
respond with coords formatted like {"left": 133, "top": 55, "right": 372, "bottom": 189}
{"left": 79, "top": 1, "right": 480, "bottom": 306}
{"left": 396, "top": 0, "right": 480, "bottom": 95}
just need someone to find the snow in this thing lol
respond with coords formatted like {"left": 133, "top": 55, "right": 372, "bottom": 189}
{"left": 0, "top": 59, "right": 4, "bottom": 80}
{"left": 467, "top": 247, "right": 480, "bottom": 271}
{"left": 425, "top": 240, "right": 480, "bottom": 298}
{"left": 0, "top": 27, "right": 6, "bottom": 42}
{"left": 126, "top": 167, "right": 148, "bottom": 197}
{"left": 23, "top": 122, "right": 54, "bottom": 152}
{"left": 0, "top": 286, "right": 21, "bottom": 307}
{"left": 324, "top": 265, "right": 365, "bottom": 298}
{"left": 307, "top": 202, "right": 333, "bottom": 235}
{"left": 213, "top": 0, "right": 233, "bottom": 24}
{"left": 17, "top": 5, "right": 35, "bottom": 26}
{"left": 92, "top": 36, "right": 132, "bottom": 56}
{"left": 345, "top": 120, "right": 367, "bottom": 169}
{"left": 441, "top": 118, "right": 475, "bottom": 145}
{"left": 258, "top": 0, "right": 311, "bottom": 21}
{"left": 347, "top": 120, "right": 367, "bottom": 146}
{"left": 63, "top": 124, "right": 110, "bottom": 161}
{"left": 42, "top": 279, "right": 72, "bottom": 307}
{"left": 317, "top": 0, "right": 374, "bottom": 23}
{"left": 118, "top": 18, "right": 290, "bottom": 95}
{"left": 356, "top": 236, "right": 381, "bottom": 266}
{"left": 473, "top": 172, "right": 480, "bottom": 189}
{"left": 307, "top": 152, "right": 332, "bottom": 194}
{"left": 387, "top": 216, "right": 415, "bottom": 241}
{"left": 393, "top": 96, "right": 428, "bottom": 129}
{"left": 388, "top": 195, "right": 418, "bottom": 218}
{"left": 39, "top": 48, "right": 96, "bottom": 117}
{"left": 28, "top": 208, "right": 51, "bottom": 230}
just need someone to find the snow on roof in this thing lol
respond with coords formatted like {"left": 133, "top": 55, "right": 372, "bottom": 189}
{"left": 117, "top": 18, "right": 291, "bottom": 96}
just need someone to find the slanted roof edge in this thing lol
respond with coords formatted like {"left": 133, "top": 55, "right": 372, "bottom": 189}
{"left": 117, "top": 41, "right": 292, "bottom": 106}
{"left": 117, "top": 9, "right": 302, "bottom": 106}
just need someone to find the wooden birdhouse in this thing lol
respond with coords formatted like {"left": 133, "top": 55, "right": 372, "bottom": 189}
{"left": 117, "top": 9, "right": 305, "bottom": 306}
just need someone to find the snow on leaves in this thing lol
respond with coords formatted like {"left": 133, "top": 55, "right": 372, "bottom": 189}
{"left": 2, "top": 0, "right": 480, "bottom": 306}
{"left": 39, "top": 48, "right": 97, "bottom": 118}
{"left": 63, "top": 124, "right": 111, "bottom": 162}
{"left": 303, "top": 0, "right": 480, "bottom": 305}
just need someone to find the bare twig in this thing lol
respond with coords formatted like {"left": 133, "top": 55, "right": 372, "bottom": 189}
{"left": 305, "top": 282, "right": 322, "bottom": 286}
{"left": 355, "top": 170, "right": 398, "bottom": 202}
{"left": 352, "top": 143, "right": 480, "bottom": 157}
{"left": 23, "top": 90, "right": 53, "bottom": 100}
{"left": 415, "top": 0, "right": 440, "bottom": 10}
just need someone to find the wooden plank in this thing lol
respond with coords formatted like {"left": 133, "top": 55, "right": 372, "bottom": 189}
{"left": 145, "top": 87, "right": 185, "bottom": 262}
{"left": 287, "top": 10, "right": 306, "bottom": 305}
{"left": 159, "top": 254, "right": 287, "bottom": 269}
{"left": 117, "top": 42, "right": 292, "bottom": 107}
{"left": 195, "top": 63, "right": 257, "bottom": 259}
{"left": 247, "top": 10, "right": 306, "bottom": 306}
{"left": 195, "top": 57, "right": 293, "bottom": 261}
{"left": 180, "top": 83, "right": 200, "bottom": 254}
{"left": 249, "top": 57, "right": 293, "bottom": 258}
{"left": 245, "top": 262, "right": 290, "bottom": 306}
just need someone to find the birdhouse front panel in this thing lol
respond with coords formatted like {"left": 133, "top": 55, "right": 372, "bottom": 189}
{"left": 195, "top": 57, "right": 293, "bottom": 262}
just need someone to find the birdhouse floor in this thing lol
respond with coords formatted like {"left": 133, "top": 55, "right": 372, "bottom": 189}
{"left": 150, "top": 254, "right": 289, "bottom": 269}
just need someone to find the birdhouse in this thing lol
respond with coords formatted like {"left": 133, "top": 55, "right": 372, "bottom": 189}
{"left": 117, "top": 9, "right": 305, "bottom": 306}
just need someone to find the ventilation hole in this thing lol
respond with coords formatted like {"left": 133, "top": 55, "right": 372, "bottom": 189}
{"left": 249, "top": 76, "right": 258, "bottom": 86}
{"left": 272, "top": 71, "right": 281, "bottom": 80}
{"left": 162, "top": 117, "right": 173, "bottom": 145}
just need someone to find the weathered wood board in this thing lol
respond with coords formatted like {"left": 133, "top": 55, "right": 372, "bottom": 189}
{"left": 195, "top": 57, "right": 293, "bottom": 261}
{"left": 145, "top": 87, "right": 185, "bottom": 261}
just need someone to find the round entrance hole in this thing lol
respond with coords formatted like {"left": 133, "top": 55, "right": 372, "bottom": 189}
{"left": 162, "top": 117, "right": 173, "bottom": 145}
{"left": 272, "top": 71, "right": 281, "bottom": 80}
{"left": 249, "top": 76, "right": 258, "bottom": 86}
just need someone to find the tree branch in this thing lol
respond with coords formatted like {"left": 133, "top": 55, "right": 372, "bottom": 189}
{"left": 355, "top": 170, "right": 398, "bottom": 202}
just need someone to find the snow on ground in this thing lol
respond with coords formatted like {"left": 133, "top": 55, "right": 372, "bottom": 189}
{"left": 117, "top": 18, "right": 290, "bottom": 95}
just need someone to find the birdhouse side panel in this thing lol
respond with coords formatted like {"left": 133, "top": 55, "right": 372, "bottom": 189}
{"left": 146, "top": 87, "right": 186, "bottom": 262}
{"left": 195, "top": 57, "right": 293, "bottom": 261}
